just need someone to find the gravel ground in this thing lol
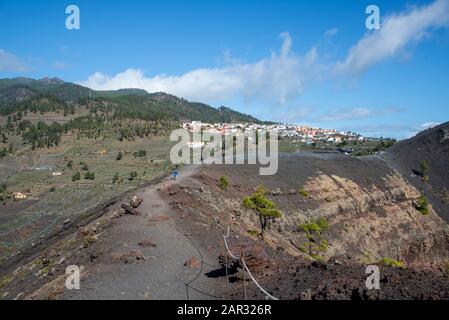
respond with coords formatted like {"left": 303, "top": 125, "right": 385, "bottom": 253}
{"left": 62, "top": 165, "right": 225, "bottom": 300}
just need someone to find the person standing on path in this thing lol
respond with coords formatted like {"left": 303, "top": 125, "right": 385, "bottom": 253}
{"left": 173, "top": 167, "right": 178, "bottom": 180}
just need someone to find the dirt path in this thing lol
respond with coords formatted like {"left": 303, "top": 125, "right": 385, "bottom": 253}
{"left": 62, "top": 165, "right": 224, "bottom": 300}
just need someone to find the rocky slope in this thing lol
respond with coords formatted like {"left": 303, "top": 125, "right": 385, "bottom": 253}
{"left": 382, "top": 121, "right": 449, "bottom": 222}
{"left": 161, "top": 153, "right": 449, "bottom": 299}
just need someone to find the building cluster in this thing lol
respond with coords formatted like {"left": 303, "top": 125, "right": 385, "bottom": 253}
{"left": 182, "top": 121, "right": 365, "bottom": 144}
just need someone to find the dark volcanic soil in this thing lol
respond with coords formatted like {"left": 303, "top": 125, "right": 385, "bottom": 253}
{"left": 382, "top": 122, "right": 449, "bottom": 222}
{"left": 160, "top": 152, "right": 449, "bottom": 300}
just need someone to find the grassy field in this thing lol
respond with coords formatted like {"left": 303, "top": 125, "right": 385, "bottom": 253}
{"left": 0, "top": 135, "right": 176, "bottom": 262}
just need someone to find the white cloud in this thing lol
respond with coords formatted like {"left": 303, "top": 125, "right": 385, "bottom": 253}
{"left": 325, "top": 28, "right": 339, "bottom": 37}
{"left": 419, "top": 121, "right": 441, "bottom": 130}
{"left": 317, "top": 106, "right": 401, "bottom": 122}
{"left": 78, "top": 0, "right": 449, "bottom": 112}
{"left": 0, "top": 49, "right": 27, "bottom": 72}
{"left": 335, "top": 0, "right": 449, "bottom": 75}
{"left": 401, "top": 122, "right": 442, "bottom": 138}
{"left": 79, "top": 32, "right": 323, "bottom": 105}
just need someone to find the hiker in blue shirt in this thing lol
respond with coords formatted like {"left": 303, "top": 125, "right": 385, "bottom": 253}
{"left": 173, "top": 167, "right": 178, "bottom": 180}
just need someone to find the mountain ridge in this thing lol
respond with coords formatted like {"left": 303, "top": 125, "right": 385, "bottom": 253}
{"left": 0, "top": 77, "right": 269, "bottom": 124}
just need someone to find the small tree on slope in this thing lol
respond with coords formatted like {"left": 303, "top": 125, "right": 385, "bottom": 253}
{"left": 243, "top": 186, "right": 282, "bottom": 239}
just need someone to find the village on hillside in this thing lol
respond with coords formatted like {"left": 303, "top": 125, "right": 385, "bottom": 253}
{"left": 182, "top": 121, "right": 378, "bottom": 144}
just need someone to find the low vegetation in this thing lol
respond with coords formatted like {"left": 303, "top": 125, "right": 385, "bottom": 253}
{"left": 247, "top": 230, "right": 259, "bottom": 238}
{"left": 380, "top": 257, "right": 405, "bottom": 268}
{"left": 298, "top": 218, "right": 330, "bottom": 260}
{"left": 416, "top": 195, "right": 430, "bottom": 215}
{"left": 243, "top": 186, "right": 282, "bottom": 239}
{"left": 0, "top": 184, "right": 11, "bottom": 203}
{"left": 218, "top": 176, "right": 229, "bottom": 191}
{"left": 0, "top": 143, "right": 14, "bottom": 159}
{"left": 420, "top": 160, "right": 429, "bottom": 182}
{"left": 112, "top": 172, "right": 120, "bottom": 184}
{"left": 133, "top": 150, "right": 147, "bottom": 158}
{"left": 129, "top": 171, "right": 139, "bottom": 181}
{"left": 83, "top": 234, "right": 96, "bottom": 249}
{"left": 353, "top": 139, "right": 395, "bottom": 156}
{"left": 298, "top": 187, "right": 309, "bottom": 198}
{"left": 71, "top": 171, "right": 81, "bottom": 181}
{"left": 84, "top": 171, "right": 95, "bottom": 180}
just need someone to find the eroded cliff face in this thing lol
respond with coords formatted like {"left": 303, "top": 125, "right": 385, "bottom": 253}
{"left": 282, "top": 172, "right": 449, "bottom": 268}
{"left": 165, "top": 156, "right": 449, "bottom": 272}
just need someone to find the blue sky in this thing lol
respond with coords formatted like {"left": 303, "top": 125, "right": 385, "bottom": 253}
{"left": 1, "top": 0, "right": 449, "bottom": 139}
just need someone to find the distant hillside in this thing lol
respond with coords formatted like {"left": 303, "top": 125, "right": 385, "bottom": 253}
{"left": 383, "top": 122, "right": 449, "bottom": 222}
{"left": 0, "top": 77, "right": 265, "bottom": 124}
{"left": 0, "top": 77, "right": 269, "bottom": 151}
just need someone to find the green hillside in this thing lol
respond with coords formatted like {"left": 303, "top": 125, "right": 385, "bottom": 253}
{"left": 0, "top": 77, "right": 263, "bottom": 123}
{"left": 0, "top": 77, "right": 268, "bottom": 151}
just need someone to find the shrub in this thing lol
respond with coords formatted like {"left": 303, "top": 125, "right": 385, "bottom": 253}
{"left": 82, "top": 163, "right": 89, "bottom": 171}
{"left": 298, "top": 187, "right": 309, "bottom": 197}
{"left": 83, "top": 234, "right": 96, "bottom": 248}
{"left": 299, "top": 218, "right": 329, "bottom": 234}
{"left": 243, "top": 196, "right": 253, "bottom": 208}
{"left": 50, "top": 186, "right": 56, "bottom": 192}
{"left": 247, "top": 230, "right": 259, "bottom": 237}
{"left": 298, "top": 218, "right": 330, "bottom": 259}
{"left": 420, "top": 160, "right": 429, "bottom": 177}
{"left": 112, "top": 173, "right": 120, "bottom": 184}
{"left": 84, "top": 171, "right": 95, "bottom": 180}
{"left": 67, "top": 160, "right": 73, "bottom": 169}
{"left": 116, "top": 152, "right": 123, "bottom": 161}
{"left": 7, "top": 143, "right": 14, "bottom": 154}
{"left": 129, "top": 171, "right": 138, "bottom": 181}
{"left": 416, "top": 195, "right": 429, "bottom": 215}
{"left": 218, "top": 176, "right": 229, "bottom": 191}
{"left": 133, "top": 150, "right": 147, "bottom": 158}
{"left": 242, "top": 185, "right": 282, "bottom": 238}
{"left": 380, "top": 257, "right": 405, "bottom": 268}
{"left": 0, "top": 148, "right": 8, "bottom": 159}
{"left": 72, "top": 171, "right": 81, "bottom": 181}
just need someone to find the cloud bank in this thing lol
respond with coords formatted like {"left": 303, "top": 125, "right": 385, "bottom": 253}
{"left": 79, "top": 33, "right": 322, "bottom": 105}
{"left": 79, "top": 0, "right": 449, "bottom": 107}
